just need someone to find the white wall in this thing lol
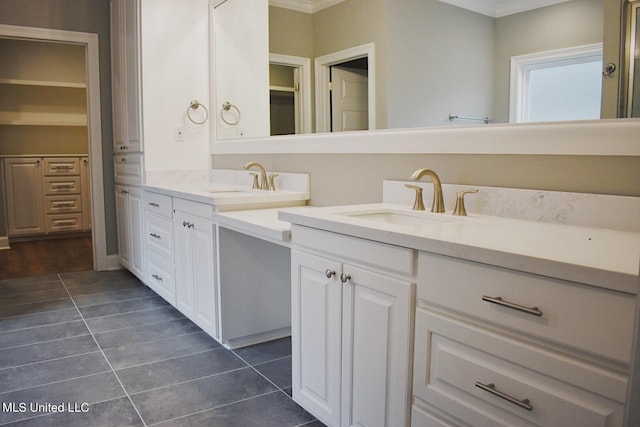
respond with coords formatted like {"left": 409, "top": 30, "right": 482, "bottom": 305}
{"left": 141, "top": 0, "right": 211, "bottom": 172}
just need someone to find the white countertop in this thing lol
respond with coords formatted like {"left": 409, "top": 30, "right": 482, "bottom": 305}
{"left": 279, "top": 203, "right": 640, "bottom": 294}
{"left": 143, "top": 182, "right": 308, "bottom": 211}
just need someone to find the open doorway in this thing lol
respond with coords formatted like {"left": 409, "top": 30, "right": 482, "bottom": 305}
{"left": 269, "top": 53, "right": 312, "bottom": 135}
{"left": 315, "top": 43, "right": 376, "bottom": 133}
{"left": 0, "top": 25, "right": 107, "bottom": 278}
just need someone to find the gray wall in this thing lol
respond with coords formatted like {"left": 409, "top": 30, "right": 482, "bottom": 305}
{"left": 0, "top": 0, "right": 117, "bottom": 255}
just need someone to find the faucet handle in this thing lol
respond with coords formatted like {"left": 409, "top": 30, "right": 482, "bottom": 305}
{"left": 268, "top": 174, "right": 279, "bottom": 191}
{"left": 405, "top": 184, "right": 426, "bottom": 211}
{"left": 452, "top": 188, "right": 478, "bottom": 216}
{"left": 250, "top": 173, "right": 260, "bottom": 189}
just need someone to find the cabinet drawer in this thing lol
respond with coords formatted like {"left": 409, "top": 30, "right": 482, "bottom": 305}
{"left": 45, "top": 195, "right": 82, "bottom": 214}
{"left": 114, "top": 153, "right": 143, "bottom": 185}
{"left": 45, "top": 213, "right": 83, "bottom": 233}
{"left": 173, "top": 197, "right": 215, "bottom": 220}
{"left": 144, "top": 213, "right": 174, "bottom": 261}
{"left": 413, "top": 309, "right": 626, "bottom": 427}
{"left": 146, "top": 253, "right": 176, "bottom": 306}
{"left": 43, "top": 158, "right": 80, "bottom": 175}
{"left": 44, "top": 176, "right": 81, "bottom": 195}
{"left": 418, "top": 252, "right": 635, "bottom": 363}
{"left": 144, "top": 191, "right": 172, "bottom": 218}
{"left": 292, "top": 224, "right": 414, "bottom": 276}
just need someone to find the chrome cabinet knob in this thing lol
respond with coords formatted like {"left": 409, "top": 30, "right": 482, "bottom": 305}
{"left": 340, "top": 273, "right": 351, "bottom": 283}
{"left": 325, "top": 269, "right": 336, "bottom": 278}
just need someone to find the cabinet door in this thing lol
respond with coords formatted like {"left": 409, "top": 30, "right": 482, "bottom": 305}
{"left": 291, "top": 250, "right": 343, "bottom": 427}
{"left": 111, "top": 0, "right": 142, "bottom": 153}
{"left": 342, "top": 265, "right": 413, "bottom": 427}
{"left": 174, "top": 212, "right": 218, "bottom": 339}
{"left": 81, "top": 157, "right": 91, "bottom": 230}
{"left": 128, "top": 186, "right": 145, "bottom": 280}
{"left": 115, "top": 185, "right": 131, "bottom": 270}
{"left": 191, "top": 217, "right": 218, "bottom": 338}
{"left": 4, "top": 158, "right": 45, "bottom": 236}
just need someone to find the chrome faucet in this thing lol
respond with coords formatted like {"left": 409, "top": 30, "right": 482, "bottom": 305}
{"left": 411, "top": 168, "right": 445, "bottom": 213}
{"left": 243, "top": 162, "right": 269, "bottom": 190}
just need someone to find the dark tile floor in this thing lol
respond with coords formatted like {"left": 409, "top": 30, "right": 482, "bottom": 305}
{"left": 0, "top": 270, "right": 325, "bottom": 426}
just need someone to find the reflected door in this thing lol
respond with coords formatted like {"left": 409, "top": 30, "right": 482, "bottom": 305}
{"left": 331, "top": 66, "right": 368, "bottom": 132}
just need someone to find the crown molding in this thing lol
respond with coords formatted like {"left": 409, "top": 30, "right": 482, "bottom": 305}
{"left": 437, "top": 0, "right": 570, "bottom": 18}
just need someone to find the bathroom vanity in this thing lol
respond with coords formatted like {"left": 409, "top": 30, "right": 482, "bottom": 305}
{"left": 139, "top": 169, "right": 309, "bottom": 349}
{"left": 279, "top": 183, "right": 640, "bottom": 427}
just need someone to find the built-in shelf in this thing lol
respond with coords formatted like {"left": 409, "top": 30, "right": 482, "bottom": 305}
{"left": 0, "top": 112, "right": 88, "bottom": 127}
{"left": 0, "top": 78, "right": 86, "bottom": 89}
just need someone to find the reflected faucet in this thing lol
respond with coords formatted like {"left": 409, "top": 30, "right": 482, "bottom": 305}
{"left": 243, "top": 162, "right": 269, "bottom": 190}
{"left": 411, "top": 168, "right": 445, "bottom": 213}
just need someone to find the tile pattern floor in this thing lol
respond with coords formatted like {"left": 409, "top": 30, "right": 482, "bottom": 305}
{"left": 0, "top": 270, "right": 325, "bottom": 426}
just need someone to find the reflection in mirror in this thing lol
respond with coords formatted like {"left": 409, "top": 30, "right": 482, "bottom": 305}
{"left": 627, "top": 0, "right": 640, "bottom": 117}
{"left": 214, "top": 0, "right": 615, "bottom": 140}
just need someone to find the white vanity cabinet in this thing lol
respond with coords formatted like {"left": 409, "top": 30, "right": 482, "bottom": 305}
{"left": 412, "top": 252, "right": 634, "bottom": 427}
{"left": 173, "top": 198, "right": 219, "bottom": 339}
{"left": 291, "top": 225, "right": 414, "bottom": 427}
{"left": 115, "top": 184, "right": 144, "bottom": 280}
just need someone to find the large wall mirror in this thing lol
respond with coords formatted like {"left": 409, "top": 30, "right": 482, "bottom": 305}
{"left": 211, "top": 0, "right": 634, "bottom": 144}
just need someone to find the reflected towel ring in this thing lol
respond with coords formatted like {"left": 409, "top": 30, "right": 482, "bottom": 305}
{"left": 187, "top": 100, "right": 209, "bottom": 125}
{"left": 220, "top": 101, "right": 241, "bottom": 126}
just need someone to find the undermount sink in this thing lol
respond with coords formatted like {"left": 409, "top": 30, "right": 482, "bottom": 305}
{"left": 339, "top": 208, "right": 463, "bottom": 226}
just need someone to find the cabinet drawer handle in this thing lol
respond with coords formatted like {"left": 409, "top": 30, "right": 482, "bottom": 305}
{"left": 182, "top": 221, "right": 194, "bottom": 229}
{"left": 148, "top": 202, "right": 160, "bottom": 207}
{"left": 481, "top": 295, "right": 543, "bottom": 317}
{"left": 325, "top": 269, "right": 336, "bottom": 278}
{"left": 54, "top": 220, "right": 76, "bottom": 226}
{"left": 150, "top": 233, "right": 161, "bottom": 239}
{"left": 152, "top": 274, "right": 163, "bottom": 281}
{"left": 475, "top": 382, "right": 533, "bottom": 411}
{"left": 340, "top": 273, "right": 351, "bottom": 283}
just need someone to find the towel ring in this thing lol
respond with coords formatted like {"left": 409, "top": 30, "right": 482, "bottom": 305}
{"left": 220, "top": 101, "right": 241, "bottom": 126}
{"left": 187, "top": 100, "right": 209, "bottom": 125}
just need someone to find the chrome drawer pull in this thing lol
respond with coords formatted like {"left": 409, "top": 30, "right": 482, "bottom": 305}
{"left": 475, "top": 382, "right": 533, "bottom": 411}
{"left": 148, "top": 202, "right": 160, "bottom": 207}
{"left": 152, "top": 274, "right": 163, "bottom": 281}
{"left": 150, "top": 233, "right": 161, "bottom": 239}
{"left": 481, "top": 295, "right": 543, "bottom": 317}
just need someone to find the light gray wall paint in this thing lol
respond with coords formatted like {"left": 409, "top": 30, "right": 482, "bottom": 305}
{"left": 0, "top": 0, "right": 117, "bottom": 255}
{"left": 387, "top": 0, "right": 494, "bottom": 129}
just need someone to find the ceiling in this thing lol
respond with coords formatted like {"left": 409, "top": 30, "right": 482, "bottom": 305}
{"left": 269, "top": 0, "right": 571, "bottom": 16}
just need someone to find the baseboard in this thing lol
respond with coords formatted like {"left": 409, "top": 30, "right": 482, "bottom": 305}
{"left": 104, "top": 254, "right": 123, "bottom": 271}
{"left": 0, "top": 236, "right": 10, "bottom": 250}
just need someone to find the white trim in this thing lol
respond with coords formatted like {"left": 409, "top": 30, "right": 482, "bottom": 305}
{"left": 269, "top": 53, "right": 312, "bottom": 134}
{"left": 211, "top": 118, "right": 640, "bottom": 156}
{"left": 509, "top": 43, "right": 603, "bottom": 123}
{"left": 0, "top": 24, "right": 108, "bottom": 271}
{"left": 626, "top": 2, "right": 639, "bottom": 117}
{"left": 0, "top": 236, "right": 9, "bottom": 250}
{"left": 314, "top": 43, "right": 375, "bottom": 133}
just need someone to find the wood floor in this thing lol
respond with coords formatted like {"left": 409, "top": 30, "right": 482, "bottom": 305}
{"left": 0, "top": 235, "right": 93, "bottom": 280}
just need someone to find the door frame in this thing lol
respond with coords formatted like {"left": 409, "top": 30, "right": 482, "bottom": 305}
{"left": 269, "top": 53, "right": 312, "bottom": 134}
{"left": 0, "top": 24, "right": 109, "bottom": 271}
{"left": 314, "top": 43, "right": 376, "bottom": 133}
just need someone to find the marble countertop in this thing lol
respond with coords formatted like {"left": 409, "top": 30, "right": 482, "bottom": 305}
{"left": 279, "top": 203, "right": 640, "bottom": 294}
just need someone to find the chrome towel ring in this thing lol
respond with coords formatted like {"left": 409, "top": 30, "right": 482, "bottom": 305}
{"left": 187, "top": 100, "right": 209, "bottom": 125}
{"left": 220, "top": 101, "right": 241, "bottom": 126}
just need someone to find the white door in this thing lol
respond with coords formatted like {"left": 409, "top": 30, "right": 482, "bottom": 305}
{"left": 341, "top": 265, "right": 413, "bottom": 427}
{"left": 174, "top": 213, "right": 197, "bottom": 320}
{"left": 192, "top": 218, "right": 218, "bottom": 339}
{"left": 291, "top": 250, "right": 343, "bottom": 427}
{"left": 331, "top": 66, "right": 368, "bottom": 132}
{"left": 4, "top": 158, "right": 45, "bottom": 236}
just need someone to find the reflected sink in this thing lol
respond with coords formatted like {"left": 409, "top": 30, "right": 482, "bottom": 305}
{"left": 339, "top": 209, "right": 462, "bottom": 226}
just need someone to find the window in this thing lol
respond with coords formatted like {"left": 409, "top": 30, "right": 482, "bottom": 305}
{"left": 509, "top": 44, "right": 603, "bottom": 123}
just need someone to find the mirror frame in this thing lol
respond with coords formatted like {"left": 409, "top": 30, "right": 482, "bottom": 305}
{"left": 212, "top": 118, "right": 640, "bottom": 156}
